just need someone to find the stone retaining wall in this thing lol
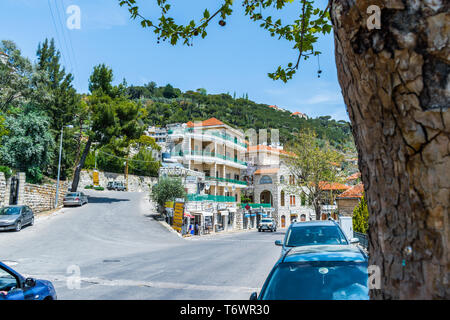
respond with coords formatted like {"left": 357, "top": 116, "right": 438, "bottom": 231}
{"left": 22, "top": 180, "right": 69, "bottom": 213}
{"left": 0, "top": 172, "right": 7, "bottom": 206}
{"left": 79, "top": 170, "right": 158, "bottom": 193}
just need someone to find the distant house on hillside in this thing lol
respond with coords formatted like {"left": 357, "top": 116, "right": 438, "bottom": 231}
{"left": 0, "top": 51, "right": 8, "bottom": 64}
{"left": 291, "top": 111, "right": 308, "bottom": 119}
{"left": 268, "top": 105, "right": 280, "bottom": 111}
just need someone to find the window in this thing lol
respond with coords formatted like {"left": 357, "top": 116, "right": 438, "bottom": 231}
{"left": 280, "top": 175, "right": 285, "bottom": 184}
{"left": 290, "top": 195, "right": 296, "bottom": 206}
{"left": 260, "top": 176, "right": 273, "bottom": 184}
{"left": 281, "top": 191, "right": 285, "bottom": 207}
{"left": 289, "top": 175, "right": 295, "bottom": 185}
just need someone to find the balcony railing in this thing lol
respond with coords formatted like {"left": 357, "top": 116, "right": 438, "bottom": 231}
{"left": 168, "top": 128, "right": 248, "bottom": 148}
{"left": 205, "top": 176, "right": 248, "bottom": 186}
{"left": 170, "top": 150, "right": 247, "bottom": 166}
{"left": 187, "top": 194, "right": 236, "bottom": 202}
{"left": 240, "top": 203, "right": 272, "bottom": 208}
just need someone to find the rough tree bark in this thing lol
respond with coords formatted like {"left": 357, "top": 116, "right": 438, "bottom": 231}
{"left": 331, "top": 0, "right": 449, "bottom": 299}
{"left": 71, "top": 137, "right": 92, "bottom": 192}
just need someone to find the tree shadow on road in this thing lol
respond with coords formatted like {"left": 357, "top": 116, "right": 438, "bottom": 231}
{"left": 87, "top": 196, "right": 130, "bottom": 204}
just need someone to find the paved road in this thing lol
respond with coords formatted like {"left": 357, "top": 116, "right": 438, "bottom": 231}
{"left": 0, "top": 191, "right": 284, "bottom": 299}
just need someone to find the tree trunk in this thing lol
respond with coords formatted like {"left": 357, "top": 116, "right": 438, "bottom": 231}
{"left": 331, "top": 0, "right": 449, "bottom": 299}
{"left": 71, "top": 137, "right": 92, "bottom": 192}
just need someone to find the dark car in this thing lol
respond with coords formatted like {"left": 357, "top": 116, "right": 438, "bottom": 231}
{"left": 250, "top": 245, "right": 369, "bottom": 300}
{"left": 63, "top": 192, "right": 88, "bottom": 207}
{"left": 0, "top": 206, "right": 34, "bottom": 232}
{"left": 275, "top": 220, "right": 359, "bottom": 256}
{"left": 0, "top": 261, "right": 57, "bottom": 300}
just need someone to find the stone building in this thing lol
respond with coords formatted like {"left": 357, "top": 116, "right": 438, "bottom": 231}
{"left": 244, "top": 144, "right": 315, "bottom": 229}
{"left": 336, "top": 183, "right": 364, "bottom": 216}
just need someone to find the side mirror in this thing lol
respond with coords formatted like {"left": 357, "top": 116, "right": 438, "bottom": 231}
{"left": 350, "top": 237, "right": 360, "bottom": 244}
{"left": 275, "top": 240, "right": 283, "bottom": 246}
{"left": 249, "top": 292, "right": 258, "bottom": 300}
{"left": 24, "top": 278, "right": 36, "bottom": 288}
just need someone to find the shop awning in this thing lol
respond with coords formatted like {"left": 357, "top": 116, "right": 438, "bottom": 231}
{"left": 202, "top": 211, "right": 213, "bottom": 216}
{"left": 244, "top": 214, "right": 251, "bottom": 218}
{"left": 228, "top": 208, "right": 237, "bottom": 213}
{"left": 184, "top": 212, "right": 194, "bottom": 218}
{"left": 219, "top": 210, "right": 229, "bottom": 216}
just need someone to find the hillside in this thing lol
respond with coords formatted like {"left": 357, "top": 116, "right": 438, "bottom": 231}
{"left": 127, "top": 83, "right": 354, "bottom": 151}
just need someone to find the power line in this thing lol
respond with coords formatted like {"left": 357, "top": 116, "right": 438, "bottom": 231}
{"left": 47, "top": 0, "right": 69, "bottom": 69}
{"left": 53, "top": 0, "right": 74, "bottom": 74}
{"left": 62, "top": 0, "right": 80, "bottom": 77}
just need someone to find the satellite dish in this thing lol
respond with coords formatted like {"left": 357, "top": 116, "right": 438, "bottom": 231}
{"left": 205, "top": 183, "right": 210, "bottom": 190}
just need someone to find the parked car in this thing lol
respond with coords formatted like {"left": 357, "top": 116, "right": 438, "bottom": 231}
{"left": 258, "top": 218, "right": 277, "bottom": 232}
{"left": 0, "top": 261, "right": 57, "bottom": 300}
{"left": 0, "top": 206, "right": 34, "bottom": 232}
{"left": 63, "top": 192, "right": 88, "bottom": 207}
{"left": 250, "top": 245, "right": 369, "bottom": 300}
{"left": 274, "top": 220, "right": 359, "bottom": 256}
{"left": 107, "top": 181, "right": 126, "bottom": 191}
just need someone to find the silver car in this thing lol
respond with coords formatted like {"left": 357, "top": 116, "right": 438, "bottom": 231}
{"left": 63, "top": 192, "right": 88, "bottom": 207}
{"left": 0, "top": 206, "right": 35, "bottom": 232}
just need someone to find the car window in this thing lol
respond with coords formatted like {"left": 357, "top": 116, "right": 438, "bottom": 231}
{"left": 65, "top": 193, "right": 79, "bottom": 197}
{"left": 0, "top": 207, "right": 21, "bottom": 216}
{"left": 0, "top": 268, "right": 18, "bottom": 293}
{"left": 261, "top": 262, "right": 368, "bottom": 300}
{"left": 261, "top": 219, "right": 273, "bottom": 223}
{"left": 285, "top": 225, "right": 348, "bottom": 247}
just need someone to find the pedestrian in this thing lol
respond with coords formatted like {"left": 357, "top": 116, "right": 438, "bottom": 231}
{"left": 195, "top": 223, "right": 199, "bottom": 235}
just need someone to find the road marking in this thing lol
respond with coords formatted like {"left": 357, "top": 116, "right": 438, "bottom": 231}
{"left": 31, "top": 274, "right": 259, "bottom": 293}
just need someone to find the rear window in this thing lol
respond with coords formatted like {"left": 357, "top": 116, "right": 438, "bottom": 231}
{"left": 261, "top": 219, "right": 273, "bottom": 223}
{"left": 65, "top": 193, "right": 79, "bottom": 197}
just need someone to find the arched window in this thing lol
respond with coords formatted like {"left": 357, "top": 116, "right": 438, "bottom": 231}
{"left": 280, "top": 175, "right": 285, "bottom": 184}
{"left": 259, "top": 175, "right": 273, "bottom": 184}
{"left": 280, "top": 191, "right": 285, "bottom": 207}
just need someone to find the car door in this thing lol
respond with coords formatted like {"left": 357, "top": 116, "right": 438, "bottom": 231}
{"left": 0, "top": 266, "right": 24, "bottom": 300}
{"left": 25, "top": 206, "right": 33, "bottom": 224}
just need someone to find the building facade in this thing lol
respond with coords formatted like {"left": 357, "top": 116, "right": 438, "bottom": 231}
{"left": 165, "top": 118, "right": 248, "bottom": 232}
{"left": 244, "top": 144, "right": 315, "bottom": 229}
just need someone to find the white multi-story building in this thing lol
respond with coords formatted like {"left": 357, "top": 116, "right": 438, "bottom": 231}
{"left": 166, "top": 118, "right": 248, "bottom": 232}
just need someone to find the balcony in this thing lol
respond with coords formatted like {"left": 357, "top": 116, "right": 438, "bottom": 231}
{"left": 168, "top": 128, "right": 248, "bottom": 149}
{"left": 170, "top": 150, "right": 247, "bottom": 168}
{"left": 205, "top": 176, "right": 248, "bottom": 186}
{"left": 187, "top": 194, "right": 236, "bottom": 202}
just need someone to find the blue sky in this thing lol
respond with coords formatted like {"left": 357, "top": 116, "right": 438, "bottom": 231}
{"left": 0, "top": 0, "right": 349, "bottom": 121}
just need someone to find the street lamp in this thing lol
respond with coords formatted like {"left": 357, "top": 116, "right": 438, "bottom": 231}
{"left": 55, "top": 125, "right": 74, "bottom": 208}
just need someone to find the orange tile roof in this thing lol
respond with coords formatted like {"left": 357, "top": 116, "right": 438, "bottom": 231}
{"left": 319, "top": 181, "right": 350, "bottom": 191}
{"left": 186, "top": 117, "right": 224, "bottom": 127}
{"left": 337, "top": 183, "right": 364, "bottom": 199}
{"left": 268, "top": 105, "right": 279, "bottom": 109}
{"left": 254, "top": 168, "right": 279, "bottom": 175}
{"left": 346, "top": 172, "right": 361, "bottom": 181}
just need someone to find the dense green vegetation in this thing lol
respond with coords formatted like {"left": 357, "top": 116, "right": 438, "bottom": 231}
{"left": 127, "top": 84, "right": 354, "bottom": 150}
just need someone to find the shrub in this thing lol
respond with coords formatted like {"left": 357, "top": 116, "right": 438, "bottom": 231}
{"left": 151, "top": 177, "right": 186, "bottom": 208}
{"left": 94, "top": 186, "right": 104, "bottom": 191}
{"left": 0, "top": 166, "right": 12, "bottom": 180}
{"left": 84, "top": 185, "right": 93, "bottom": 189}
{"left": 353, "top": 194, "right": 369, "bottom": 234}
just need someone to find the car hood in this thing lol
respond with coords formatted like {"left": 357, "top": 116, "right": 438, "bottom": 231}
{"left": 0, "top": 215, "right": 19, "bottom": 223}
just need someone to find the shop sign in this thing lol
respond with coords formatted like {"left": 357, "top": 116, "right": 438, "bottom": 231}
{"left": 173, "top": 202, "right": 185, "bottom": 232}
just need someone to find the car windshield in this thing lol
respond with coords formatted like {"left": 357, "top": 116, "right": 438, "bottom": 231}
{"left": 261, "top": 219, "right": 272, "bottom": 223}
{"left": 261, "top": 261, "right": 369, "bottom": 300}
{"left": 0, "top": 207, "right": 21, "bottom": 216}
{"left": 285, "top": 225, "right": 348, "bottom": 247}
{"left": 65, "top": 193, "right": 79, "bottom": 197}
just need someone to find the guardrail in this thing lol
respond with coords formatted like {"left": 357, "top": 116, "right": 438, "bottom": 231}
{"left": 353, "top": 231, "right": 368, "bottom": 249}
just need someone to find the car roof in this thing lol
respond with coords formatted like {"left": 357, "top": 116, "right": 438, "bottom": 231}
{"left": 290, "top": 220, "right": 337, "bottom": 228}
{"left": 282, "top": 245, "right": 367, "bottom": 263}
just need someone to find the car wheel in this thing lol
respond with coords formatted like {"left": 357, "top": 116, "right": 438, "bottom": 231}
{"left": 15, "top": 221, "right": 22, "bottom": 232}
{"left": 258, "top": 229, "right": 261, "bottom": 232}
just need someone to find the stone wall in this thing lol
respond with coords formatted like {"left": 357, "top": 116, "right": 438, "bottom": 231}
{"left": 79, "top": 170, "right": 158, "bottom": 193}
{"left": 0, "top": 172, "right": 7, "bottom": 206}
{"left": 21, "top": 180, "right": 69, "bottom": 213}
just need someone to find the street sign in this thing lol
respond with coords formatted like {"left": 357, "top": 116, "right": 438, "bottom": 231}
{"left": 245, "top": 204, "right": 250, "bottom": 211}
{"left": 173, "top": 202, "right": 185, "bottom": 233}
{"left": 93, "top": 170, "right": 99, "bottom": 186}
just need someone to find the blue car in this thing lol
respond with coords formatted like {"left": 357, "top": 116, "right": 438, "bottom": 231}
{"left": 0, "top": 261, "right": 57, "bottom": 300}
{"left": 251, "top": 245, "right": 369, "bottom": 300}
